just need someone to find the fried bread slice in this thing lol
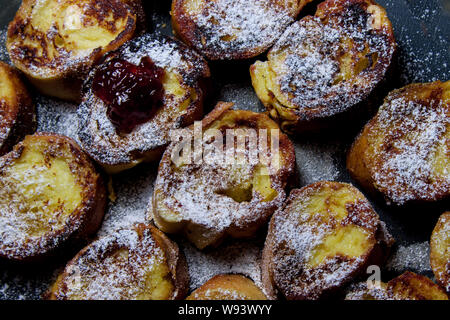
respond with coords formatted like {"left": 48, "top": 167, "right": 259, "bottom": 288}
{"left": 152, "top": 102, "right": 296, "bottom": 249}
{"left": 0, "top": 133, "right": 106, "bottom": 262}
{"left": 0, "top": 61, "right": 36, "bottom": 156}
{"left": 250, "top": 0, "right": 395, "bottom": 133}
{"left": 7, "top": 0, "right": 144, "bottom": 102}
{"left": 346, "top": 271, "right": 449, "bottom": 300}
{"left": 46, "top": 224, "right": 188, "bottom": 300}
{"left": 262, "top": 181, "right": 394, "bottom": 300}
{"left": 77, "top": 34, "right": 210, "bottom": 174}
{"left": 430, "top": 212, "right": 450, "bottom": 293}
{"left": 187, "top": 274, "right": 267, "bottom": 300}
{"left": 172, "top": 0, "right": 311, "bottom": 60}
{"left": 347, "top": 81, "right": 450, "bottom": 205}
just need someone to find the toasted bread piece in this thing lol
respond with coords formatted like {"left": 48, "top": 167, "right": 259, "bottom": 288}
{"left": 346, "top": 272, "right": 449, "bottom": 300}
{"left": 262, "top": 181, "right": 394, "bottom": 300}
{"left": 187, "top": 274, "right": 267, "bottom": 300}
{"left": 430, "top": 212, "right": 450, "bottom": 292}
{"left": 46, "top": 224, "right": 189, "bottom": 300}
{"left": 7, "top": 0, "right": 144, "bottom": 102}
{"left": 172, "top": 0, "right": 312, "bottom": 60}
{"left": 347, "top": 81, "right": 450, "bottom": 205}
{"left": 250, "top": 0, "right": 395, "bottom": 133}
{"left": 77, "top": 34, "right": 210, "bottom": 174}
{"left": 152, "top": 102, "right": 296, "bottom": 249}
{"left": 0, "top": 133, "right": 106, "bottom": 262}
{"left": 0, "top": 62, "right": 36, "bottom": 156}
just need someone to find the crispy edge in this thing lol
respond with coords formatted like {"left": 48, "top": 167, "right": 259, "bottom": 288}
{"left": 261, "top": 181, "right": 394, "bottom": 300}
{"left": 152, "top": 101, "right": 296, "bottom": 249}
{"left": 187, "top": 274, "right": 267, "bottom": 300}
{"left": 0, "top": 62, "right": 36, "bottom": 156}
{"left": 45, "top": 223, "right": 189, "bottom": 300}
{"left": 6, "top": 0, "right": 140, "bottom": 102}
{"left": 171, "top": 0, "right": 310, "bottom": 60}
{"left": 0, "top": 132, "right": 107, "bottom": 262}
{"left": 430, "top": 212, "right": 450, "bottom": 293}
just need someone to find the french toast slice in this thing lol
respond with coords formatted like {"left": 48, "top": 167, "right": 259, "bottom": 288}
{"left": 187, "top": 274, "right": 267, "bottom": 300}
{"left": 346, "top": 272, "right": 449, "bottom": 300}
{"left": 77, "top": 34, "right": 210, "bottom": 174}
{"left": 347, "top": 81, "right": 450, "bottom": 205}
{"left": 0, "top": 133, "right": 106, "bottom": 262}
{"left": 0, "top": 61, "right": 36, "bottom": 156}
{"left": 250, "top": 0, "right": 395, "bottom": 133}
{"left": 7, "top": 0, "right": 144, "bottom": 102}
{"left": 430, "top": 212, "right": 450, "bottom": 293}
{"left": 171, "top": 0, "right": 312, "bottom": 60}
{"left": 152, "top": 102, "right": 296, "bottom": 249}
{"left": 46, "top": 224, "right": 189, "bottom": 300}
{"left": 262, "top": 181, "right": 394, "bottom": 300}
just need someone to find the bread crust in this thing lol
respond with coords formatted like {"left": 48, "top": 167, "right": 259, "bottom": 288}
{"left": 77, "top": 34, "right": 210, "bottom": 174}
{"left": 172, "top": 0, "right": 312, "bottom": 60}
{"left": 7, "top": 0, "right": 143, "bottom": 102}
{"left": 45, "top": 223, "right": 189, "bottom": 300}
{"left": 347, "top": 81, "right": 450, "bottom": 205}
{"left": 187, "top": 274, "right": 267, "bottom": 300}
{"left": 430, "top": 212, "right": 450, "bottom": 293}
{"left": 152, "top": 101, "right": 296, "bottom": 249}
{"left": 262, "top": 181, "right": 393, "bottom": 300}
{"left": 346, "top": 271, "right": 449, "bottom": 300}
{"left": 0, "top": 62, "right": 36, "bottom": 156}
{"left": 0, "top": 133, "right": 107, "bottom": 262}
{"left": 250, "top": 0, "right": 395, "bottom": 133}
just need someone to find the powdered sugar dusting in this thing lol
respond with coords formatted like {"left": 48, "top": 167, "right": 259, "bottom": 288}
{"left": 77, "top": 34, "right": 209, "bottom": 166}
{"left": 267, "top": 2, "right": 395, "bottom": 118}
{"left": 182, "top": 238, "right": 263, "bottom": 292}
{"left": 386, "top": 241, "right": 432, "bottom": 273}
{"left": 188, "top": 0, "right": 294, "bottom": 59}
{"left": 372, "top": 89, "right": 449, "bottom": 205}
{"left": 55, "top": 227, "right": 167, "bottom": 300}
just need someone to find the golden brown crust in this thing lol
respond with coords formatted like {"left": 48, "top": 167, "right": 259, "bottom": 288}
{"left": 0, "top": 133, "right": 107, "bottom": 262}
{"left": 262, "top": 181, "right": 393, "bottom": 300}
{"left": 172, "top": 0, "right": 312, "bottom": 60}
{"left": 430, "top": 212, "right": 450, "bottom": 293}
{"left": 77, "top": 34, "right": 210, "bottom": 174}
{"left": 0, "top": 62, "right": 36, "bottom": 156}
{"left": 346, "top": 272, "right": 449, "bottom": 300}
{"left": 45, "top": 223, "right": 189, "bottom": 300}
{"left": 7, "top": 0, "right": 143, "bottom": 102}
{"left": 347, "top": 81, "right": 450, "bottom": 205}
{"left": 387, "top": 272, "right": 448, "bottom": 300}
{"left": 187, "top": 274, "right": 267, "bottom": 300}
{"left": 152, "top": 102, "right": 296, "bottom": 249}
{"left": 250, "top": 0, "right": 395, "bottom": 133}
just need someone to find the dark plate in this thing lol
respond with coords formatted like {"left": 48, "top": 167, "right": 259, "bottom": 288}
{"left": 0, "top": 0, "right": 448, "bottom": 300}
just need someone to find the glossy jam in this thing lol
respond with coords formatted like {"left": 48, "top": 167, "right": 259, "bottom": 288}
{"left": 92, "top": 56, "right": 165, "bottom": 133}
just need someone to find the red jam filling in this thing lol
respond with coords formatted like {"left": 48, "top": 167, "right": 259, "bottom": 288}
{"left": 92, "top": 56, "right": 165, "bottom": 134}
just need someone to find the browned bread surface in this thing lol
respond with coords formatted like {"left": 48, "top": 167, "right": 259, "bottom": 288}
{"left": 346, "top": 271, "right": 449, "bottom": 300}
{"left": 77, "top": 34, "right": 210, "bottom": 174}
{"left": 0, "top": 61, "right": 36, "bottom": 156}
{"left": 46, "top": 224, "right": 189, "bottom": 300}
{"left": 250, "top": 0, "right": 395, "bottom": 133}
{"left": 152, "top": 102, "right": 296, "bottom": 249}
{"left": 7, "top": 0, "right": 143, "bottom": 102}
{"left": 0, "top": 133, "right": 106, "bottom": 262}
{"left": 430, "top": 212, "right": 450, "bottom": 292}
{"left": 347, "top": 80, "right": 450, "bottom": 205}
{"left": 187, "top": 274, "right": 267, "bottom": 300}
{"left": 262, "top": 181, "right": 393, "bottom": 300}
{"left": 172, "top": 0, "right": 312, "bottom": 60}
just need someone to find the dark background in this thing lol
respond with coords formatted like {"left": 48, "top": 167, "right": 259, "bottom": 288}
{"left": 0, "top": 0, "right": 448, "bottom": 300}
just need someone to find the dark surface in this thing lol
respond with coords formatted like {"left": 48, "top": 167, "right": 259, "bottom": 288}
{"left": 0, "top": 0, "right": 448, "bottom": 299}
